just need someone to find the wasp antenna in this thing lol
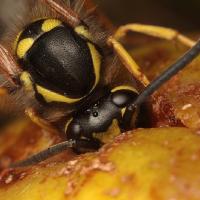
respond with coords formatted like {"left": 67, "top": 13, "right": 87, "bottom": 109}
{"left": 123, "top": 39, "right": 200, "bottom": 130}
{"left": 134, "top": 39, "right": 200, "bottom": 106}
{"left": 10, "top": 140, "right": 76, "bottom": 168}
{"left": 43, "top": 0, "right": 81, "bottom": 27}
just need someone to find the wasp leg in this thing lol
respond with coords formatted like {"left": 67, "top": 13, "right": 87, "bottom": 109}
{"left": 43, "top": 0, "right": 81, "bottom": 27}
{"left": 108, "top": 37, "right": 150, "bottom": 87}
{"left": 108, "top": 24, "right": 196, "bottom": 87}
{"left": 25, "top": 107, "right": 57, "bottom": 133}
{"left": 0, "top": 43, "right": 22, "bottom": 85}
{"left": 114, "top": 24, "right": 195, "bottom": 48}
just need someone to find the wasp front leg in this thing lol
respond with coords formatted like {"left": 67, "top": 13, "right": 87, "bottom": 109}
{"left": 108, "top": 37, "right": 150, "bottom": 87}
{"left": 108, "top": 24, "right": 196, "bottom": 88}
{"left": 114, "top": 24, "right": 195, "bottom": 48}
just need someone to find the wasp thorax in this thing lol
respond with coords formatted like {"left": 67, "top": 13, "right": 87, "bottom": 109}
{"left": 15, "top": 18, "right": 102, "bottom": 104}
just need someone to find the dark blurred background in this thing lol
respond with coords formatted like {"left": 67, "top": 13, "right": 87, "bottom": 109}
{"left": 94, "top": 0, "right": 200, "bottom": 32}
{"left": 0, "top": 0, "right": 200, "bottom": 36}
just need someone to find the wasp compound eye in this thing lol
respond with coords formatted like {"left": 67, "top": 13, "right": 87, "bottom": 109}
{"left": 15, "top": 18, "right": 102, "bottom": 104}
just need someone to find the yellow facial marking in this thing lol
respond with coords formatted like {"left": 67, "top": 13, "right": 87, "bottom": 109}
{"left": 36, "top": 85, "right": 82, "bottom": 103}
{"left": 87, "top": 43, "right": 101, "bottom": 90}
{"left": 121, "top": 107, "right": 126, "bottom": 116}
{"left": 111, "top": 85, "right": 139, "bottom": 94}
{"left": 17, "top": 38, "right": 34, "bottom": 58}
{"left": 93, "top": 119, "right": 121, "bottom": 144}
{"left": 64, "top": 118, "right": 73, "bottom": 133}
{"left": 20, "top": 71, "right": 34, "bottom": 91}
{"left": 41, "top": 19, "right": 62, "bottom": 32}
{"left": 75, "top": 26, "right": 93, "bottom": 41}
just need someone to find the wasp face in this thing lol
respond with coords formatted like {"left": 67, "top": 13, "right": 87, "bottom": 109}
{"left": 14, "top": 18, "right": 102, "bottom": 104}
{"left": 65, "top": 86, "right": 139, "bottom": 152}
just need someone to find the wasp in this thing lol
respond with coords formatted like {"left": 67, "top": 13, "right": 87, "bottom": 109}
{"left": 0, "top": 0, "right": 199, "bottom": 167}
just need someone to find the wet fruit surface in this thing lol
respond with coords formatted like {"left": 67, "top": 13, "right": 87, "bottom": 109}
{"left": 1, "top": 128, "right": 200, "bottom": 199}
{"left": 132, "top": 41, "right": 200, "bottom": 129}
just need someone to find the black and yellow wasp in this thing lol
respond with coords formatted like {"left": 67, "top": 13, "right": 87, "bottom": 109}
{"left": 0, "top": 0, "right": 199, "bottom": 167}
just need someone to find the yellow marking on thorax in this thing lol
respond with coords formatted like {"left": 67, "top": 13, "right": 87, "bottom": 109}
{"left": 75, "top": 25, "right": 101, "bottom": 93}
{"left": 111, "top": 85, "right": 138, "bottom": 94}
{"left": 41, "top": 19, "right": 62, "bottom": 32}
{"left": 93, "top": 119, "right": 121, "bottom": 144}
{"left": 36, "top": 85, "right": 82, "bottom": 104}
{"left": 20, "top": 71, "right": 34, "bottom": 91}
{"left": 87, "top": 43, "right": 101, "bottom": 90}
{"left": 17, "top": 38, "right": 34, "bottom": 58}
{"left": 75, "top": 26, "right": 93, "bottom": 41}
{"left": 13, "top": 31, "right": 22, "bottom": 52}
